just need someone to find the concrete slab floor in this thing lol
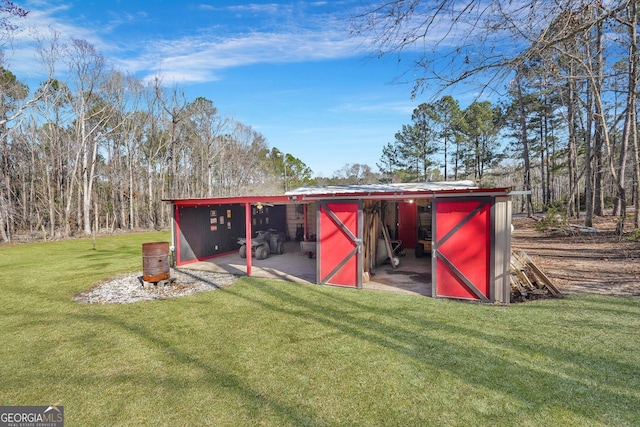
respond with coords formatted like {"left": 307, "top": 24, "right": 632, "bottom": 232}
{"left": 182, "top": 241, "right": 432, "bottom": 297}
{"left": 365, "top": 255, "right": 432, "bottom": 296}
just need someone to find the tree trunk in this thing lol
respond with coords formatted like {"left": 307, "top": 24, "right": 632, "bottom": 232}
{"left": 584, "top": 86, "right": 594, "bottom": 228}
{"left": 633, "top": 117, "right": 640, "bottom": 229}
{"left": 443, "top": 135, "right": 448, "bottom": 180}
{"left": 593, "top": 19, "right": 606, "bottom": 217}
{"left": 1, "top": 123, "right": 12, "bottom": 242}
{"left": 615, "top": 1, "right": 637, "bottom": 236}
{"left": 540, "top": 118, "right": 546, "bottom": 206}
{"left": 515, "top": 71, "right": 533, "bottom": 217}
{"left": 454, "top": 142, "right": 459, "bottom": 180}
{"left": 128, "top": 152, "right": 135, "bottom": 229}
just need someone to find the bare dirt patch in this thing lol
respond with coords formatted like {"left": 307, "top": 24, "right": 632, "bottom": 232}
{"left": 511, "top": 216, "right": 640, "bottom": 297}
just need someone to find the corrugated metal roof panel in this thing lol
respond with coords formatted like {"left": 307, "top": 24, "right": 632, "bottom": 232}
{"left": 285, "top": 181, "right": 477, "bottom": 196}
{"left": 164, "top": 181, "right": 510, "bottom": 205}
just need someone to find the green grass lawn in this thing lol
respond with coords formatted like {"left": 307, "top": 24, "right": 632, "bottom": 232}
{"left": 1, "top": 232, "right": 639, "bottom": 426}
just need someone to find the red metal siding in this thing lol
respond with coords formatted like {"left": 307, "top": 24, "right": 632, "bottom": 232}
{"left": 318, "top": 202, "right": 361, "bottom": 287}
{"left": 397, "top": 202, "right": 417, "bottom": 249}
{"left": 433, "top": 199, "right": 492, "bottom": 301}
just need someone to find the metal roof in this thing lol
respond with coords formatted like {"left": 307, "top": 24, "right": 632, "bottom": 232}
{"left": 285, "top": 181, "right": 511, "bottom": 201}
{"left": 165, "top": 181, "right": 511, "bottom": 206}
{"left": 165, "top": 195, "right": 292, "bottom": 206}
{"left": 286, "top": 180, "right": 478, "bottom": 197}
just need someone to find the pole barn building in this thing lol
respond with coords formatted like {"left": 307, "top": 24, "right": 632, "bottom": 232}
{"left": 166, "top": 181, "right": 513, "bottom": 304}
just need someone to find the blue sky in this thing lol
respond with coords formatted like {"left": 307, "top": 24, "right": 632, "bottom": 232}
{"left": 7, "top": 1, "right": 478, "bottom": 176}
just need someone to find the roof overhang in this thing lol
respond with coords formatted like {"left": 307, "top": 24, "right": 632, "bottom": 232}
{"left": 164, "top": 195, "right": 292, "bottom": 207}
{"left": 163, "top": 182, "right": 512, "bottom": 206}
{"left": 285, "top": 181, "right": 512, "bottom": 201}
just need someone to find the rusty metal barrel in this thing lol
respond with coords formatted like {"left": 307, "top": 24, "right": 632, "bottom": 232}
{"left": 142, "top": 242, "right": 170, "bottom": 282}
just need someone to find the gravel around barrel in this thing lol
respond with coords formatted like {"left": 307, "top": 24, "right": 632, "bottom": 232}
{"left": 74, "top": 268, "right": 237, "bottom": 304}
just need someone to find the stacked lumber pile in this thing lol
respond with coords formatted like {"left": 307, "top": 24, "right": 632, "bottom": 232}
{"left": 510, "top": 251, "right": 563, "bottom": 302}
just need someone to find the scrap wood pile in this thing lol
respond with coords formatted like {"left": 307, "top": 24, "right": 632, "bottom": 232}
{"left": 510, "top": 251, "right": 564, "bottom": 302}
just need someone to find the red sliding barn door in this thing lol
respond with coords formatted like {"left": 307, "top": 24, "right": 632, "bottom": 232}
{"left": 318, "top": 201, "right": 362, "bottom": 288}
{"left": 432, "top": 198, "right": 493, "bottom": 302}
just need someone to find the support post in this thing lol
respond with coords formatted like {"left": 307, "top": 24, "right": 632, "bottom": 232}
{"left": 245, "top": 202, "right": 252, "bottom": 276}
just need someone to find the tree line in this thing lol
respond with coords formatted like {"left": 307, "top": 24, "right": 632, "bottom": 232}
{"left": 358, "top": 0, "right": 640, "bottom": 234}
{"left": 378, "top": 97, "right": 502, "bottom": 183}
{"left": 3, "top": 1, "right": 640, "bottom": 241}
{"left": 0, "top": 31, "right": 322, "bottom": 242}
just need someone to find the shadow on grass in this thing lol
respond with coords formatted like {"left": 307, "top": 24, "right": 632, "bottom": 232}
{"left": 527, "top": 294, "right": 640, "bottom": 321}
{"left": 221, "top": 280, "right": 639, "bottom": 424}
{"left": 12, "top": 276, "right": 637, "bottom": 425}
{"left": 70, "top": 310, "right": 327, "bottom": 426}
{"left": 172, "top": 268, "right": 224, "bottom": 289}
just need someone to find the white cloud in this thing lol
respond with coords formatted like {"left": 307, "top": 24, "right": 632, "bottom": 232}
{"left": 7, "top": 1, "right": 366, "bottom": 84}
{"left": 332, "top": 100, "right": 414, "bottom": 115}
{"left": 129, "top": 30, "right": 364, "bottom": 83}
{"left": 5, "top": 3, "right": 123, "bottom": 78}
{"left": 226, "top": 3, "right": 281, "bottom": 14}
